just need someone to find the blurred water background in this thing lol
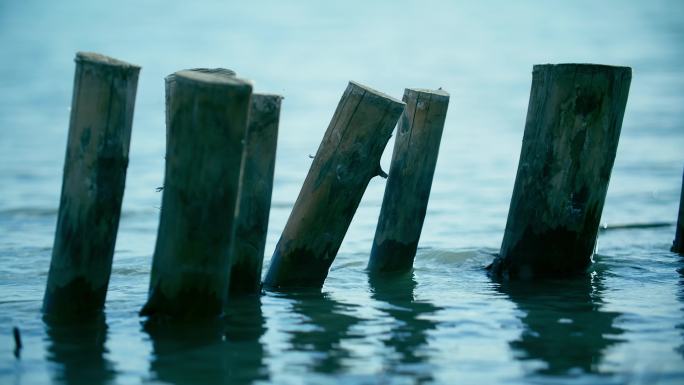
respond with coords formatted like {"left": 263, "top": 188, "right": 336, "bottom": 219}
{"left": 1, "top": 0, "right": 683, "bottom": 384}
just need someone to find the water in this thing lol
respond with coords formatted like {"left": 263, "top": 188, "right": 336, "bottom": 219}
{"left": 1, "top": 0, "right": 683, "bottom": 384}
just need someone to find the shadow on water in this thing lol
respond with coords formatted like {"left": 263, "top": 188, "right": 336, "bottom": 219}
{"left": 44, "top": 314, "right": 116, "bottom": 385}
{"left": 495, "top": 262, "right": 624, "bottom": 376}
{"left": 282, "top": 289, "right": 362, "bottom": 374}
{"left": 143, "top": 297, "right": 268, "bottom": 385}
{"left": 368, "top": 272, "right": 441, "bottom": 384}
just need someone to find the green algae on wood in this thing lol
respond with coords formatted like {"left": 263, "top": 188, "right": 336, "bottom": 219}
{"left": 229, "top": 94, "right": 282, "bottom": 296}
{"left": 141, "top": 69, "right": 251, "bottom": 318}
{"left": 368, "top": 88, "right": 449, "bottom": 274}
{"left": 263, "top": 81, "right": 405, "bottom": 290}
{"left": 489, "top": 63, "right": 631, "bottom": 280}
{"left": 43, "top": 52, "right": 140, "bottom": 317}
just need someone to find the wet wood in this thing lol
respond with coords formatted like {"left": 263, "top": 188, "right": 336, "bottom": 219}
{"left": 141, "top": 69, "right": 252, "bottom": 318}
{"left": 368, "top": 88, "right": 449, "bottom": 274}
{"left": 229, "top": 94, "right": 283, "bottom": 296}
{"left": 263, "top": 81, "right": 405, "bottom": 290}
{"left": 43, "top": 52, "right": 140, "bottom": 317}
{"left": 672, "top": 167, "right": 684, "bottom": 254}
{"left": 490, "top": 64, "right": 632, "bottom": 280}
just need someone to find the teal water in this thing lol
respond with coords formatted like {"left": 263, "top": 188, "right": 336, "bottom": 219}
{"left": 1, "top": 1, "right": 683, "bottom": 384}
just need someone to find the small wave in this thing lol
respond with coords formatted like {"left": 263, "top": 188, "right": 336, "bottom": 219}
{"left": 416, "top": 247, "right": 496, "bottom": 266}
{"left": 0, "top": 207, "right": 57, "bottom": 217}
{"left": 599, "top": 222, "right": 674, "bottom": 232}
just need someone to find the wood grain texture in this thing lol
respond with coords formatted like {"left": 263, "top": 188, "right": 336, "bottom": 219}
{"left": 672, "top": 167, "right": 684, "bottom": 254}
{"left": 43, "top": 52, "right": 140, "bottom": 317}
{"left": 368, "top": 88, "right": 449, "bottom": 274}
{"left": 263, "top": 81, "right": 405, "bottom": 290}
{"left": 229, "top": 93, "right": 282, "bottom": 296}
{"left": 490, "top": 64, "right": 631, "bottom": 280}
{"left": 141, "top": 70, "right": 252, "bottom": 318}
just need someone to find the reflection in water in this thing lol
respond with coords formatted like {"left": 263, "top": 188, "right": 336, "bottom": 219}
{"left": 496, "top": 264, "right": 624, "bottom": 376}
{"left": 284, "top": 290, "right": 362, "bottom": 374}
{"left": 144, "top": 297, "right": 267, "bottom": 385}
{"left": 675, "top": 262, "right": 684, "bottom": 359}
{"left": 369, "top": 272, "right": 441, "bottom": 384}
{"left": 44, "top": 314, "right": 116, "bottom": 385}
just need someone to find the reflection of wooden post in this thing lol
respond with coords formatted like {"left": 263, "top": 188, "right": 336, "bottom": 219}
{"left": 263, "top": 82, "right": 405, "bottom": 290}
{"left": 673, "top": 167, "right": 684, "bottom": 254}
{"left": 43, "top": 52, "right": 140, "bottom": 317}
{"left": 489, "top": 64, "right": 631, "bottom": 280}
{"left": 229, "top": 94, "right": 282, "bottom": 296}
{"left": 368, "top": 88, "right": 449, "bottom": 274}
{"left": 141, "top": 70, "right": 252, "bottom": 318}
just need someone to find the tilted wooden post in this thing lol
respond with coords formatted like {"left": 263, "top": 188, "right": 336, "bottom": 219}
{"left": 141, "top": 70, "right": 252, "bottom": 318}
{"left": 263, "top": 81, "right": 405, "bottom": 290}
{"left": 229, "top": 94, "right": 282, "bottom": 296}
{"left": 673, "top": 167, "right": 684, "bottom": 254}
{"left": 489, "top": 64, "right": 631, "bottom": 280}
{"left": 367, "top": 88, "right": 449, "bottom": 274}
{"left": 43, "top": 52, "right": 140, "bottom": 317}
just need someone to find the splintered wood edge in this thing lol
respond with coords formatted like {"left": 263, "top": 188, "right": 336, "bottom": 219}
{"left": 533, "top": 63, "right": 632, "bottom": 78}
{"left": 405, "top": 88, "right": 450, "bottom": 101}
{"left": 76, "top": 52, "right": 140, "bottom": 70}
{"left": 173, "top": 70, "right": 253, "bottom": 90}
{"left": 349, "top": 81, "right": 404, "bottom": 105}
{"left": 184, "top": 68, "right": 236, "bottom": 77}
{"left": 166, "top": 68, "right": 236, "bottom": 86}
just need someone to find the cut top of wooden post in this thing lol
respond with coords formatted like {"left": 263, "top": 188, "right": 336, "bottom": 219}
{"left": 75, "top": 51, "right": 141, "bottom": 71}
{"left": 164, "top": 68, "right": 236, "bottom": 130}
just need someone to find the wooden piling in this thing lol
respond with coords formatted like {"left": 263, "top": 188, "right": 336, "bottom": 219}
{"left": 43, "top": 52, "right": 140, "bottom": 316}
{"left": 672, "top": 167, "right": 684, "bottom": 254}
{"left": 229, "top": 94, "right": 282, "bottom": 296}
{"left": 140, "top": 70, "right": 252, "bottom": 318}
{"left": 263, "top": 81, "right": 405, "bottom": 290}
{"left": 489, "top": 64, "right": 631, "bottom": 280}
{"left": 367, "top": 88, "right": 449, "bottom": 274}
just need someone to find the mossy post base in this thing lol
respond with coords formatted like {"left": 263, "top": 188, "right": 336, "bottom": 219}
{"left": 43, "top": 52, "right": 140, "bottom": 317}
{"left": 490, "top": 64, "right": 631, "bottom": 280}
{"left": 141, "top": 70, "right": 252, "bottom": 318}
{"left": 672, "top": 167, "right": 684, "bottom": 254}
{"left": 229, "top": 94, "right": 282, "bottom": 296}
{"left": 263, "top": 81, "right": 405, "bottom": 290}
{"left": 368, "top": 88, "right": 449, "bottom": 274}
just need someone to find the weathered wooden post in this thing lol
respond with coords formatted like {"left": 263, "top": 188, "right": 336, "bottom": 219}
{"left": 489, "top": 64, "right": 631, "bottom": 280}
{"left": 141, "top": 70, "right": 252, "bottom": 318}
{"left": 229, "top": 94, "right": 282, "bottom": 296}
{"left": 263, "top": 82, "right": 405, "bottom": 290}
{"left": 673, "top": 167, "right": 684, "bottom": 254}
{"left": 367, "top": 88, "right": 449, "bottom": 274}
{"left": 43, "top": 52, "right": 140, "bottom": 317}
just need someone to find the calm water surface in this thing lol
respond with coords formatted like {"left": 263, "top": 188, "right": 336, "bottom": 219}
{"left": 1, "top": 1, "right": 683, "bottom": 384}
